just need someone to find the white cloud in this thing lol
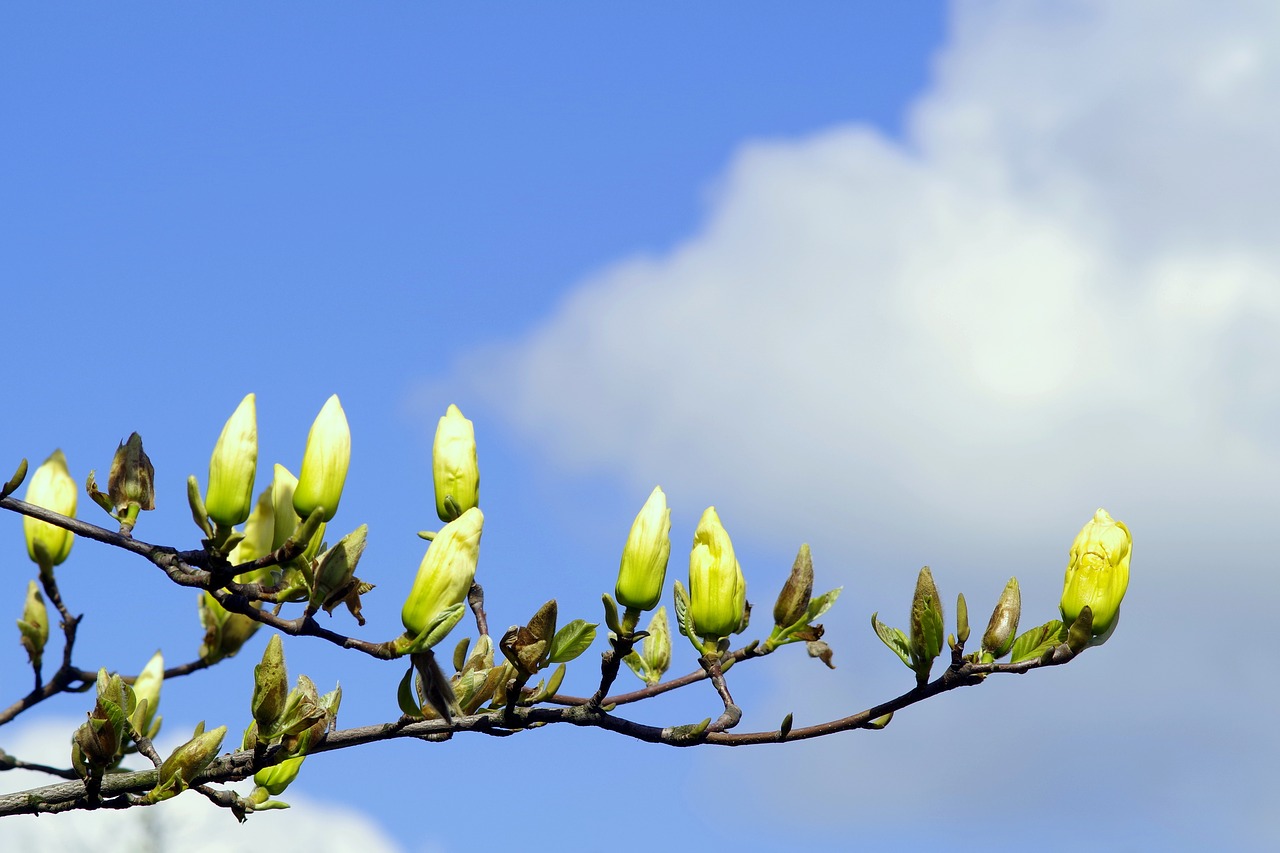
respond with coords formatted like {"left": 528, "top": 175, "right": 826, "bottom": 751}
{"left": 460, "top": 0, "right": 1280, "bottom": 551}
{"left": 449, "top": 0, "right": 1280, "bottom": 846}
{"left": 0, "top": 719, "right": 407, "bottom": 853}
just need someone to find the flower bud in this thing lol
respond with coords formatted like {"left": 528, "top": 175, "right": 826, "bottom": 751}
{"left": 205, "top": 393, "right": 258, "bottom": 527}
{"left": 293, "top": 395, "right": 350, "bottom": 523}
{"left": 269, "top": 464, "right": 300, "bottom": 551}
{"left": 129, "top": 650, "right": 165, "bottom": 740}
{"left": 641, "top": 606, "right": 671, "bottom": 682}
{"left": 615, "top": 486, "right": 671, "bottom": 612}
{"left": 773, "top": 543, "right": 814, "bottom": 629}
{"left": 17, "top": 580, "right": 49, "bottom": 669}
{"left": 108, "top": 432, "right": 155, "bottom": 514}
{"left": 254, "top": 755, "right": 305, "bottom": 796}
{"left": 1060, "top": 508, "right": 1131, "bottom": 637}
{"left": 401, "top": 507, "right": 484, "bottom": 639}
{"left": 150, "top": 724, "right": 226, "bottom": 802}
{"left": 252, "top": 635, "right": 289, "bottom": 732}
{"left": 908, "top": 566, "right": 944, "bottom": 663}
{"left": 23, "top": 450, "right": 77, "bottom": 568}
{"left": 688, "top": 507, "right": 746, "bottom": 641}
{"left": 980, "top": 577, "right": 1021, "bottom": 659}
{"left": 308, "top": 525, "right": 368, "bottom": 612}
{"left": 228, "top": 486, "right": 275, "bottom": 567}
{"left": 432, "top": 404, "right": 479, "bottom": 522}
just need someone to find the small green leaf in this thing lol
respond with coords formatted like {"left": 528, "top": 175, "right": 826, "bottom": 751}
{"left": 622, "top": 650, "right": 649, "bottom": 683}
{"left": 601, "top": 593, "right": 621, "bottom": 636}
{"left": 396, "top": 667, "right": 423, "bottom": 718}
{"left": 452, "top": 637, "right": 471, "bottom": 673}
{"left": 871, "top": 612, "right": 913, "bottom": 669}
{"left": 802, "top": 586, "right": 843, "bottom": 626}
{"left": 673, "top": 581, "right": 695, "bottom": 640}
{"left": 548, "top": 619, "right": 598, "bottom": 663}
{"left": 1009, "top": 619, "right": 1066, "bottom": 663}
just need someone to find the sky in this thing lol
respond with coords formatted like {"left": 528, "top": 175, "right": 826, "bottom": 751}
{"left": 2, "top": 1, "right": 1278, "bottom": 851}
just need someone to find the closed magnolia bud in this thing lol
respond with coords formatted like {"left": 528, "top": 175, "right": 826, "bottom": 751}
{"left": 432, "top": 404, "right": 479, "bottom": 522}
{"left": 773, "top": 543, "right": 814, "bottom": 629}
{"left": 615, "top": 486, "right": 671, "bottom": 612}
{"left": 108, "top": 432, "right": 155, "bottom": 513}
{"left": 688, "top": 507, "right": 746, "bottom": 641}
{"left": 309, "top": 525, "right": 368, "bottom": 611}
{"left": 252, "top": 635, "right": 289, "bottom": 730}
{"left": 1060, "top": 508, "right": 1131, "bottom": 637}
{"left": 293, "top": 395, "right": 350, "bottom": 523}
{"left": 981, "top": 577, "right": 1021, "bottom": 659}
{"left": 17, "top": 580, "right": 49, "bottom": 668}
{"left": 23, "top": 450, "right": 77, "bottom": 568}
{"left": 402, "top": 507, "right": 483, "bottom": 639}
{"left": 152, "top": 725, "right": 226, "bottom": 800}
{"left": 642, "top": 606, "right": 671, "bottom": 681}
{"left": 909, "top": 566, "right": 944, "bottom": 662}
{"left": 254, "top": 754, "right": 305, "bottom": 796}
{"left": 228, "top": 486, "right": 275, "bottom": 566}
{"left": 129, "top": 650, "right": 165, "bottom": 738}
{"left": 205, "top": 393, "right": 258, "bottom": 527}
{"left": 268, "top": 465, "right": 300, "bottom": 551}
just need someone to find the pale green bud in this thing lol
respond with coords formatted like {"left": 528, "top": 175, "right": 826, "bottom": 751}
{"left": 17, "top": 580, "right": 49, "bottom": 669}
{"left": 432, "top": 404, "right": 479, "bottom": 522}
{"left": 688, "top": 507, "right": 746, "bottom": 641}
{"left": 309, "top": 525, "right": 368, "bottom": 612}
{"left": 981, "top": 578, "right": 1021, "bottom": 659}
{"left": 615, "top": 486, "right": 671, "bottom": 612}
{"left": 228, "top": 485, "right": 275, "bottom": 567}
{"left": 205, "top": 393, "right": 258, "bottom": 527}
{"left": 129, "top": 650, "right": 164, "bottom": 739}
{"left": 293, "top": 395, "right": 350, "bottom": 523}
{"left": 254, "top": 755, "right": 305, "bottom": 796}
{"left": 641, "top": 605, "right": 671, "bottom": 681}
{"left": 23, "top": 450, "right": 77, "bottom": 568}
{"left": 269, "top": 464, "right": 300, "bottom": 551}
{"left": 1060, "top": 508, "right": 1131, "bottom": 637}
{"left": 401, "top": 507, "right": 484, "bottom": 638}
{"left": 908, "top": 566, "right": 944, "bottom": 665}
{"left": 150, "top": 724, "right": 226, "bottom": 802}
{"left": 252, "top": 635, "right": 289, "bottom": 732}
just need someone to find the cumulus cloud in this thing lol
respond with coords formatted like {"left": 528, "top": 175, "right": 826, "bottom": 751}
{"left": 460, "top": 0, "right": 1280, "bottom": 558}
{"left": 0, "top": 719, "right": 406, "bottom": 853}
{"left": 449, "top": 0, "right": 1280, "bottom": 846}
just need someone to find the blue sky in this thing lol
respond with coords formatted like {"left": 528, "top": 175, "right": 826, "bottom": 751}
{"left": 3, "top": 2, "right": 1279, "bottom": 851}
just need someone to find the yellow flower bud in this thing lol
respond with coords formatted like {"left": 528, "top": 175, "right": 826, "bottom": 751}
{"left": 401, "top": 507, "right": 484, "bottom": 639}
{"left": 293, "top": 395, "right": 350, "bottom": 523}
{"left": 23, "top": 450, "right": 77, "bottom": 568}
{"left": 688, "top": 507, "right": 746, "bottom": 641}
{"left": 432, "top": 404, "right": 479, "bottom": 522}
{"left": 615, "top": 486, "right": 671, "bottom": 612}
{"left": 205, "top": 393, "right": 258, "bottom": 527}
{"left": 1060, "top": 508, "right": 1131, "bottom": 638}
{"left": 268, "top": 464, "right": 300, "bottom": 551}
{"left": 129, "top": 650, "right": 164, "bottom": 739}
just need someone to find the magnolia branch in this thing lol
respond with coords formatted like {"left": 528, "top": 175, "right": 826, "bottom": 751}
{"left": 0, "top": 644, "right": 1075, "bottom": 818}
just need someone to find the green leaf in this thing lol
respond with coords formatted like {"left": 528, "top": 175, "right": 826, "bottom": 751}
{"left": 673, "top": 581, "right": 695, "bottom": 640}
{"left": 1009, "top": 619, "right": 1066, "bottom": 663}
{"left": 622, "top": 651, "right": 649, "bottom": 683}
{"left": 396, "top": 667, "right": 423, "bottom": 718}
{"left": 802, "top": 586, "right": 843, "bottom": 626}
{"left": 548, "top": 619, "right": 597, "bottom": 664}
{"left": 871, "top": 612, "right": 913, "bottom": 669}
{"left": 601, "top": 593, "right": 621, "bottom": 636}
{"left": 452, "top": 637, "right": 471, "bottom": 673}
